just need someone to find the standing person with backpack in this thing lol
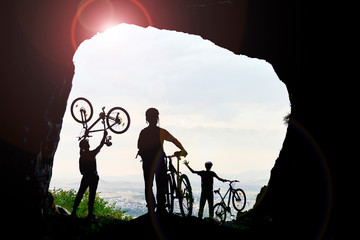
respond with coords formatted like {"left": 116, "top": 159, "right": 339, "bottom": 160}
{"left": 137, "top": 108, "right": 187, "bottom": 213}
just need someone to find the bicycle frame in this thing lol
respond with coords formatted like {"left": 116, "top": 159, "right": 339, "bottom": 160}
{"left": 216, "top": 184, "right": 234, "bottom": 210}
{"left": 214, "top": 180, "right": 246, "bottom": 223}
{"left": 164, "top": 154, "right": 193, "bottom": 217}
{"left": 79, "top": 107, "right": 117, "bottom": 140}
{"left": 166, "top": 155, "right": 182, "bottom": 192}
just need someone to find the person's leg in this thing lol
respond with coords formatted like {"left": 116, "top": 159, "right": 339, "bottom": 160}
{"left": 198, "top": 192, "right": 206, "bottom": 219}
{"left": 88, "top": 175, "right": 99, "bottom": 217}
{"left": 143, "top": 161, "right": 155, "bottom": 212}
{"left": 155, "top": 158, "right": 167, "bottom": 212}
{"left": 72, "top": 176, "right": 89, "bottom": 215}
{"left": 208, "top": 192, "right": 214, "bottom": 219}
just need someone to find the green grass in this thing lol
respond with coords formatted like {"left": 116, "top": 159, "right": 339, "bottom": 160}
{"left": 50, "top": 187, "right": 132, "bottom": 220}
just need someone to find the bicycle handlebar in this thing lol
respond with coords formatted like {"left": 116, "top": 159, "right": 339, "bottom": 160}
{"left": 214, "top": 180, "right": 239, "bottom": 195}
{"left": 166, "top": 155, "right": 182, "bottom": 160}
{"left": 167, "top": 150, "right": 187, "bottom": 160}
{"left": 227, "top": 180, "right": 239, "bottom": 183}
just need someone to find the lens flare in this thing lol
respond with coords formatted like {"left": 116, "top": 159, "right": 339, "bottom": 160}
{"left": 71, "top": 0, "right": 153, "bottom": 51}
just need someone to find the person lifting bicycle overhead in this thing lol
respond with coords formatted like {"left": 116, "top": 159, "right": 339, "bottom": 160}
{"left": 184, "top": 160, "right": 228, "bottom": 219}
{"left": 137, "top": 108, "right": 188, "bottom": 213}
{"left": 71, "top": 130, "right": 108, "bottom": 219}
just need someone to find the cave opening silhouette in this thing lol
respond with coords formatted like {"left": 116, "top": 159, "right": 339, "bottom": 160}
{"left": 53, "top": 23, "right": 290, "bottom": 216}
{"left": 0, "top": 1, "right": 336, "bottom": 239}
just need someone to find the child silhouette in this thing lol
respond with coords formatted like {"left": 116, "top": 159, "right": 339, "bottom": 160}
{"left": 184, "top": 160, "right": 228, "bottom": 219}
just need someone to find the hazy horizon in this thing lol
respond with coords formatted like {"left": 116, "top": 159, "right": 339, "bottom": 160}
{"left": 50, "top": 168, "right": 269, "bottom": 217}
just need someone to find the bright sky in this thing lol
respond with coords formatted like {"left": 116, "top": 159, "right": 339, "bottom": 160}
{"left": 52, "top": 24, "right": 289, "bottom": 182}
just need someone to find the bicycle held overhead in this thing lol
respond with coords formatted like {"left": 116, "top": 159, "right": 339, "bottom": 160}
{"left": 70, "top": 97, "right": 130, "bottom": 143}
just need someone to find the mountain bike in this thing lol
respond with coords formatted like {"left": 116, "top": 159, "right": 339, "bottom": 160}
{"left": 165, "top": 151, "right": 193, "bottom": 217}
{"left": 213, "top": 180, "right": 246, "bottom": 224}
{"left": 70, "top": 97, "right": 130, "bottom": 142}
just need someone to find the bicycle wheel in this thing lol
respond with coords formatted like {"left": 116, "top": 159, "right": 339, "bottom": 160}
{"left": 232, "top": 188, "right": 246, "bottom": 212}
{"left": 179, "top": 174, "right": 193, "bottom": 217}
{"left": 70, "top": 97, "right": 93, "bottom": 123}
{"left": 106, "top": 107, "right": 130, "bottom": 134}
{"left": 165, "top": 174, "right": 174, "bottom": 214}
{"left": 214, "top": 203, "right": 227, "bottom": 224}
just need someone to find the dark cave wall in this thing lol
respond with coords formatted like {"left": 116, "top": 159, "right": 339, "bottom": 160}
{"left": 0, "top": 0, "right": 334, "bottom": 237}
{"left": 0, "top": 1, "right": 76, "bottom": 218}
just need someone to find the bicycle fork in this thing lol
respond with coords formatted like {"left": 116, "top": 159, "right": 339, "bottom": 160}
{"left": 80, "top": 109, "right": 88, "bottom": 129}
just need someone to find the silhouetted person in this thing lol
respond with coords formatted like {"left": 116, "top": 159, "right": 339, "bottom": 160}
{"left": 71, "top": 130, "right": 108, "bottom": 218}
{"left": 137, "top": 108, "right": 187, "bottom": 213}
{"left": 184, "top": 161, "right": 228, "bottom": 219}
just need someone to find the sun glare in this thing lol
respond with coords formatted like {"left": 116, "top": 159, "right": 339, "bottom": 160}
{"left": 101, "top": 25, "right": 119, "bottom": 38}
{"left": 96, "top": 24, "right": 137, "bottom": 44}
{"left": 72, "top": 0, "right": 153, "bottom": 50}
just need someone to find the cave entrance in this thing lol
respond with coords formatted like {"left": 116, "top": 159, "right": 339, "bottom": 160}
{"left": 52, "top": 23, "right": 290, "bottom": 215}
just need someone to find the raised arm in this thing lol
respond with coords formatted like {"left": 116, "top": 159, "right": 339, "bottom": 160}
{"left": 184, "top": 160, "right": 198, "bottom": 174}
{"left": 93, "top": 130, "right": 107, "bottom": 153}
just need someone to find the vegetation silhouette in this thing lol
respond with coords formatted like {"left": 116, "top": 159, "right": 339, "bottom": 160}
{"left": 51, "top": 188, "right": 130, "bottom": 219}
